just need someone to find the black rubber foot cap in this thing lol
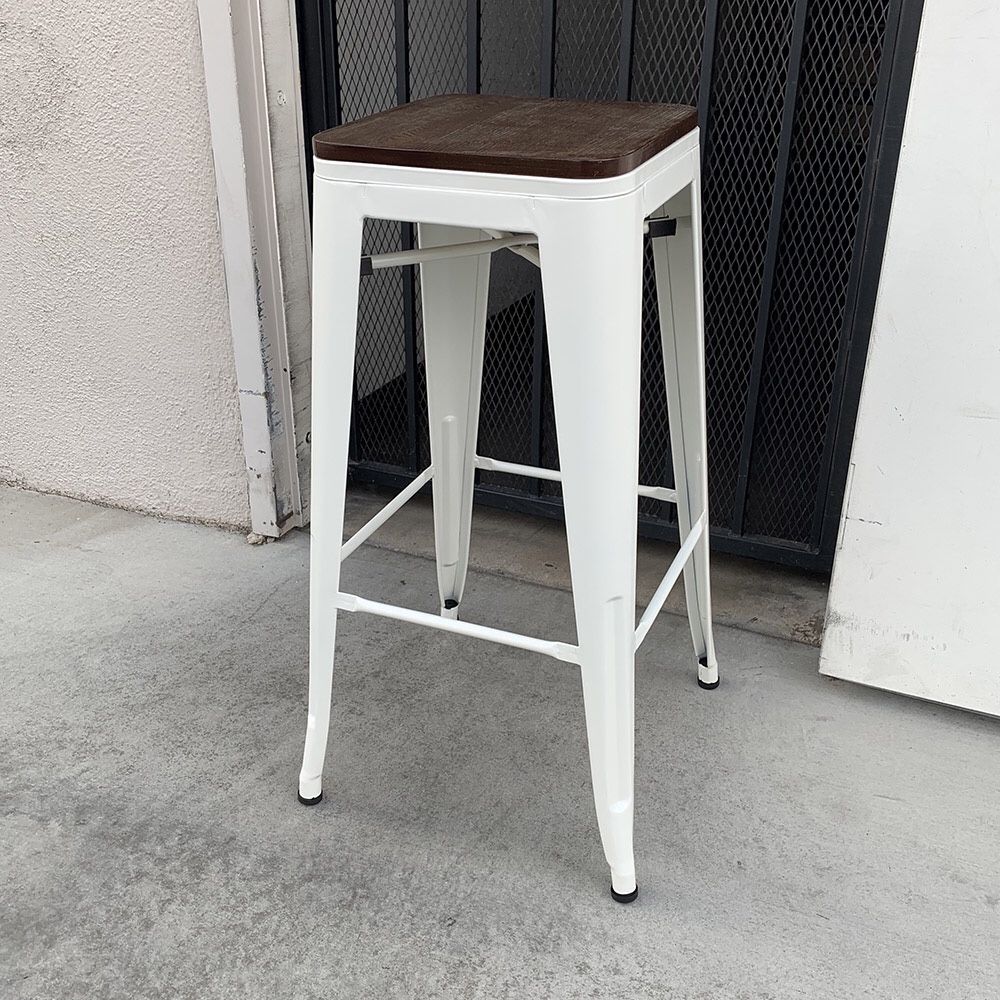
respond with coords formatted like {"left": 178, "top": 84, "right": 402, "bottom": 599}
{"left": 611, "top": 883, "right": 639, "bottom": 904}
{"left": 698, "top": 656, "right": 720, "bottom": 690}
{"left": 297, "top": 790, "right": 323, "bottom": 806}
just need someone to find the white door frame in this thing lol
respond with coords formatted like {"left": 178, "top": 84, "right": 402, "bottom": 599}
{"left": 197, "top": 0, "right": 313, "bottom": 536}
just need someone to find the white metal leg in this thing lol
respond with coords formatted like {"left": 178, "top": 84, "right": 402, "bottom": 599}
{"left": 298, "top": 182, "right": 364, "bottom": 804}
{"left": 652, "top": 169, "right": 719, "bottom": 688}
{"left": 418, "top": 223, "right": 491, "bottom": 620}
{"left": 538, "top": 194, "right": 644, "bottom": 899}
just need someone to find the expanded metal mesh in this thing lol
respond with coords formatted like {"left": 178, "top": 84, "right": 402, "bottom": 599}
{"left": 478, "top": 281, "right": 539, "bottom": 496}
{"left": 298, "top": 0, "right": 907, "bottom": 567}
{"left": 337, "top": 0, "right": 409, "bottom": 468}
{"left": 480, "top": 1, "right": 544, "bottom": 496}
{"left": 743, "top": 0, "right": 891, "bottom": 543}
{"left": 408, "top": 0, "right": 467, "bottom": 100}
{"left": 553, "top": 0, "right": 621, "bottom": 100}
{"left": 632, "top": 0, "right": 706, "bottom": 105}
{"left": 408, "top": 0, "right": 469, "bottom": 471}
{"left": 630, "top": 0, "right": 707, "bottom": 520}
{"left": 700, "top": 0, "right": 797, "bottom": 530}
{"left": 481, "top": 0, "right": 541, "bottom": 95}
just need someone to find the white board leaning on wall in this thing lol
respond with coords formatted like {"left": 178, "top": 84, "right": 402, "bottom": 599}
{"left": 819, "top": 0, "right": 1000, "bottom": 717}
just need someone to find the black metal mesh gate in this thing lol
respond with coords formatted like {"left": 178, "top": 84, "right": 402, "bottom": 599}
{"left": 297, "top": 0, "right": 923, "bottom": 570}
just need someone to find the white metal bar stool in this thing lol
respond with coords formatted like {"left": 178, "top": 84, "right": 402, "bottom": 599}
{"left": 299, "top": 95, "right": 719, "bottom": 903}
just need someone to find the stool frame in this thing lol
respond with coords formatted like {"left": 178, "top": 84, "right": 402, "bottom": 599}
{"left": 300, "top": 129, "right": 718, "bottom": 902}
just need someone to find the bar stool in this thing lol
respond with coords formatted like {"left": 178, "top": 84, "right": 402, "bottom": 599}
{"left": 298, "top": 95, "right": 719, "bottom": 903}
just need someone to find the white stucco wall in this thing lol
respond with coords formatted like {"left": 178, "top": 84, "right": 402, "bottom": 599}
{"left": 819, "top": 0, "right": 1000, "bottom": 715}
{"left": 0, "top": 1, "right": 250, "bottom": 528}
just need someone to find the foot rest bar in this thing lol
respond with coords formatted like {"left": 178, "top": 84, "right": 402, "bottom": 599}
{"left": 341, "top": 465, "right": 433, "bottom": 561}
{"left": 362, "top": 233, "right": 537, "bottom": 275}
{"left": 476, "top": 455, "right": 561, "bottom": 484}
{"left": 475, "top": 455, "right": 677, "bottom": 504}
{"left": 634, "top": 513, "right": 706, "bottom": 650}
{"left": 482, "top": 219, "right": 675, "bottom": 269}
{"left": 336, "top": 592, "right": 580, "bottom": 665}
{"left": 362, "top": 219, "right": 678, "bottom": 276}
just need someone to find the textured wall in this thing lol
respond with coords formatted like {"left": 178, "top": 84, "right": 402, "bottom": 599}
{"left": 0, "top": 2, "right": 250, "bottom": 528}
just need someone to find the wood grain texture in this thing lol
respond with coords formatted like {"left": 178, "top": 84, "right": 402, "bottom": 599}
{"left": 312, "top": 94, "right": 697, "bottom": 179}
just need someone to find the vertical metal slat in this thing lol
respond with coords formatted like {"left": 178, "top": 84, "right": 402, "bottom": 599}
{"left": 813, "top": 0, "right": 926, "bottom": 554}
{"left": 530, "top": 290, "right": 546, "bottom": 493}
{"left": 395, "top": 0, "right": 419, "bottom": 472}
{"left": 467, "top": 0, "right": 480, "bottom": 94}
{"left": 535, "top": 0, "right": 556, "bottom": 493}
{"left": 730, "top": 0, "right": 810, "bottom": 534}
{"left": 696, "top": 0, "right": 721, "bottom": 136}
{"left": 540, "top": 0, "right": 557, "bottom": 97}
{"left": 617, "top": 0, "right": 637, "bottom": 100}
{"left": 319, "top": 0, "right": 341, "bottom": 126}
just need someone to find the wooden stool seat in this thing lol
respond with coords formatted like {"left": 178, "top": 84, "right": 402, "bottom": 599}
{"left": 312, "top": 94, "right": 698, "bottom": 180}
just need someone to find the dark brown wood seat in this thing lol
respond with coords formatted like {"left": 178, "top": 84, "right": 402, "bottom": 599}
{"left": 312, "top": 94, "right": 697, "bottom": 180}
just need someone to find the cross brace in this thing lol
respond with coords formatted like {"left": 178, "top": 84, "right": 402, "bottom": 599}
{"left": 359, "top": 217, "right": 677, "bottom": 275}
{"left": 336, "top": 458, "right": 702, "bottom": 662}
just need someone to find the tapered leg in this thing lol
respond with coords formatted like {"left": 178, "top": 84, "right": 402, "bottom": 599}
{"left": 298, "top": 181, "right": 364, "bottom": 804}
{"left": 651, "top": 169, "right": 719, "bottom": 688}
{"left": 538, "top": 195, "right": 644, "bottom": 901}
{"left": 417, "top": 224, "right": 491, "bottom": 620}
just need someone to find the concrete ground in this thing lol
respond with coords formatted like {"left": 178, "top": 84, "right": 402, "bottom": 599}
{"left": 2, "top": 487, "right": 998, "bottom": 999}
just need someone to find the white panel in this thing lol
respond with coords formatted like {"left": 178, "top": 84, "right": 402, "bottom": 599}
{"left": 820, "top": 0, "right": 1000, "bottom": 715}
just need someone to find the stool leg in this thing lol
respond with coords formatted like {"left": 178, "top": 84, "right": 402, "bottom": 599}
{"left": 651, "top": 175, "right": 720, "bottom": 689}
{"left": 417, "top": 224, "right": 491, "bottom": 620}
{"left": 298, "top": 183, "right": 364, "bottom": 804}
{"left": 538, "top": 197, "right": 644, "bottom": 902}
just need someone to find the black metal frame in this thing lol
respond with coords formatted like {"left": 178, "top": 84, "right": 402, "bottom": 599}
{"left": 393, "top": 0, "right": 420, "bottom": 473}
{"left": 815, "top": 0, "right": 926, "bottom": 558}
{"left": 617, "top": 0, "right": 637, "bottom": 100}
{"left": 730, "top": 0, "right": 809, "bottom": 534}
{"left": 540, "top": 0, "right": 556, "bottom": 98}
{"left": 296, "top": 0, "right": 341, "bottom": 198}
{"left": 296, "top": 0, "right": 925, "bottom": 572}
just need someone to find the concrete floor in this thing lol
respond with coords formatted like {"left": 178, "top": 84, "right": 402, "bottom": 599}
{"left": 2, "top": 487, "right": 998, "bottom": 999}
